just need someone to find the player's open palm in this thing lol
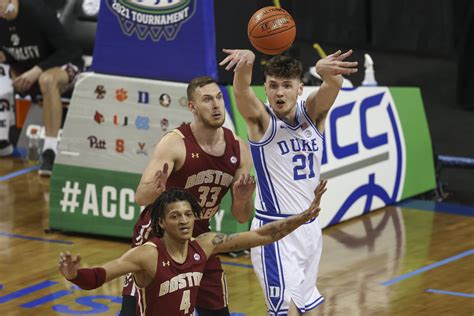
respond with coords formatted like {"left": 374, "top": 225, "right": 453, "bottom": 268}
{"left": 232, "top": 173, "right": 256, "bottom": 202}
{"left": 58, "top": 252, "right": 81, "bottom": 280}
{"left": 153, "top": 162, "right": 169, "bottom": 196}
{"left": 315, "top": 50, "right": 358, "bottom": 77}
{"left": 220, "top": 49, "right": 255, "bottom": 72}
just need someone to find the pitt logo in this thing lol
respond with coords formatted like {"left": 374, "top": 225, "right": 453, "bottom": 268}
{"left": 191, "top": 153, "right": 199, "bottom": 159}
{"left": 106, "top": 0, "right": 196, "bottom": 41}
{"left": 88, "top": 136, "right": 106, "bottom": 149}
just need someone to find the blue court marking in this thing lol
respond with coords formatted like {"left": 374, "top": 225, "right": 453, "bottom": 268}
{"left": 0, "top": 231, "right": 73, "bottom": 244}
{"left": 381, "top": 249, "right": 474, "bottom": 286}
{"left": 0, "top": 281, "right": 58, "bottom": 303}
{"left": 426, "top": 289, "right": 474, "bottom": 298}
{"left": 221, "top": 261, "right": 253, "bottom": 269}
{"left": 397, "top": 199, "right": 474, "bottom": 217}
{"left": 0, "top": 165, "right": 40, "bottom": 181}
{"left": 21, "top": 290, "right": 74, "bottom": 308}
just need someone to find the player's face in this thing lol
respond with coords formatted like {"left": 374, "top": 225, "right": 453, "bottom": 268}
{"left": 160, "top": 201, "right": 195, "bottom": 241}
{"left": 189, "top": 83, "right": 226, "bottom": 128}
{"left": 264, "top": 76, "right": 303, "bottom": 118}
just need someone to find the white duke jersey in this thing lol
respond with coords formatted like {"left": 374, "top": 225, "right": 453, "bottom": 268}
{"left": 250, "top": 101, "right": 324, "bottom": 220}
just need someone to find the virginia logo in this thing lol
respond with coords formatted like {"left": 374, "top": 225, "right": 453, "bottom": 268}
{"left": 106, "top": 0, "right": 196, "bottom": 41}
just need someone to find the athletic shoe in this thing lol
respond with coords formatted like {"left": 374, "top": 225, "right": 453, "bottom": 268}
{"left": 39, "top": 149, "right": 55, "bottom": 177}
{"left": 0, "top": 140, "right": 13, "bottom": 157}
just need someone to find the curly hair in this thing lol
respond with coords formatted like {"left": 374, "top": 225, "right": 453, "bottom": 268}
{"left": 263, "top": 55, "right": 303, "bottom": 81}
{"left": 149, "top": 188, "right": 202, "bottom": 238}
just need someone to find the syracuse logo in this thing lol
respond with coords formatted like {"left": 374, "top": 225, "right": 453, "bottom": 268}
{"left": 106, "top": 0, "right": 196, "bottom": 41}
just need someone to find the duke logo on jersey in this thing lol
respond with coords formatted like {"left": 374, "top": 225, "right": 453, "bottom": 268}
{"left": 250, "top": 100, "right": 323, "bottom": 218}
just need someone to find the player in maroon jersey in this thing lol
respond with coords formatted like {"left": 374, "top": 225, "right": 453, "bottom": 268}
{"left": 121, "top": 76, "right": 255, "bottom": 316}
{"left": 59, "top": 184, "right": 326, "bottom": 316}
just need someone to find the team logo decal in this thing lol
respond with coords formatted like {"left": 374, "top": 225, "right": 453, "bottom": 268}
{"left": 94, "top": 111, "right": 105, "bottom": 124}
{"left": 194, "top": 253, "right": 200, "bottom": 261}
{"left": 230, "top": 156, "right": 237, "bottom": 164}
{"left": 106, "top": 0, "right": 196, "bottom": 41}
{"left": 160, "top": 118, "right": 169, "bottom": 131}
{"left": 95, "top": 85, "right": 106, "bottom": 99}
{"left": 317, "top": 88, "right": 406, "bottom": 226}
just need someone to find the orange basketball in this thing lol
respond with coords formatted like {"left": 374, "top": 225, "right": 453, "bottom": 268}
{"left": 247, "top": 6, "right": 296, "bottom": 55}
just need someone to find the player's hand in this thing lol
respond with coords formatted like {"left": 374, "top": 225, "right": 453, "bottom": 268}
{"left": 300, "top": 180, "right": 327, "bottom": 221}
{"left": 12, "top": 66, "right": 42, "bottom": 92}
{"left": 152, "top": 162, "right": 169, "bottom": 196}
{"left": 58, "top": 252, "right": 81, "bottom": 280}
{"left": 232, "top": 173, "right": 256, "bottom": 202}
{"left": 220, "top": 49, "right": 255, "bottom": 72}
{"left": 316, "top": 50, "right": 358, "bottom": 78}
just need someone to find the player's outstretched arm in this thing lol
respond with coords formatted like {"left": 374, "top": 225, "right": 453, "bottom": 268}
{"left": 305, "top": 50, "right": 358, "bottom": 132}
{"left": 230, "top": 138, "right": 256, "bottom": 223}
{"left": 58, "top": 246, "right": 154, "bottom": 290}
{"left": 219, "top": 49, "right": 268, "bottom": 128}
{"left": 199, "top": 180, "right": 327, "bottom": 255}
{"left": 135, "top": 131, "right": 183, "bottom": 205}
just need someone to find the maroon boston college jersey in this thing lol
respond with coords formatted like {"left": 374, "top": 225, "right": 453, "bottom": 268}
{"left": 122, "top": 124, "right": 241, "bottom": 303}
{"left": 137, "top": 237, "right": 208, "bottom": 316}
{"left": 166, "top": 124, "right": 241, "bottom": 235}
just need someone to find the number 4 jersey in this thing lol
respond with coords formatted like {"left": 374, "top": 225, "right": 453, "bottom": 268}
{"left": 137, "top": 237, "right": 208, "bottom": 316}
{"left": 250, "top": 101, "right": 323, "bottom": 219}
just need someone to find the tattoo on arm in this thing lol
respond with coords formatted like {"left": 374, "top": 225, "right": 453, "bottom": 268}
{"left": 212, "top": 233, "right": 240, "bottom": 245}
{"left": 211, "top": 233, "right": 226, "bottom": 245}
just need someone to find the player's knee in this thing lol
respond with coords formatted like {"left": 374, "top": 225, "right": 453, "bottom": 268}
{"left": 38, "top": 72, "right": 59, "bottom": 91}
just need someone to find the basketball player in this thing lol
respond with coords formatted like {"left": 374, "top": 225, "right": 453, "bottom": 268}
{"left": 220, "top": 49, "right": 357, "bottom": 315}
{"left": 0, "top": 0, "right": 82, "bottom": 173}
{"left": 59, "top": 184, "right": 326, "bottom": 316}
{"left": 120, "top": 76, "right": 254, "bottom": 316}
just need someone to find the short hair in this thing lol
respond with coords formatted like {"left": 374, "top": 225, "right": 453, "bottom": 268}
{"left": 150, "top": 188, "right": 202, "bottom": 238}
{"left": 263, "top": 55, "right": 303, "bottom": 81}
{"left": 187, "top": 76, "right": 217, "bottom": 101}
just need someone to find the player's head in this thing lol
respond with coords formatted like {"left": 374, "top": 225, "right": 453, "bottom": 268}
{"left": 150, "top": 188, "right": 201, "bottom": 240}
{"left": 0, "top": 0, "right": 17, "bottom": 20}
{"left": 187, "top": 76, "right": 225, "bottom": 128}
{"left": 263, "top": 55, "right": 303, "bottom": 117}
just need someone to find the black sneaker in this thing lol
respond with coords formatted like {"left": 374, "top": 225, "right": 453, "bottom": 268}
{"left": 0, "top": 140, "right": 13, "bottom": 157}
{"left": 39, "top": 149, "right": 56, "bottom": 177}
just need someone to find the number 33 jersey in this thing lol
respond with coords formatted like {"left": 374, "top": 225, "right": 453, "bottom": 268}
{"left": 250, "top": 101, "right": 324, "bottom": 219}
{"left": 167, "top": 123, "right": 241, "bottom": 235}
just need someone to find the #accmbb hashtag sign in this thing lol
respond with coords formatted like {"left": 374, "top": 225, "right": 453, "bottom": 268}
{"left": 49, "top": 73, "right": 194, "bottom": 237}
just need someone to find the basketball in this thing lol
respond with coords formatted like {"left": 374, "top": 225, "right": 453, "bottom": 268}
{"left": 247, "top": 6, "right": 296, "bottom": 55}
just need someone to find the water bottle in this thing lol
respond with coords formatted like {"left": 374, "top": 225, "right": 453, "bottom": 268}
{"left": 361, "top": 54, "right": 378, "bottom": 86}
{"left": 27, "top": 133, "right": 40, "bottom": 161}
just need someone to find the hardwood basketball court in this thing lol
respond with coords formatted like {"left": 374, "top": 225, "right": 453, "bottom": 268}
{"left": 1, "top": 158, "right": 473, "bottom": 315}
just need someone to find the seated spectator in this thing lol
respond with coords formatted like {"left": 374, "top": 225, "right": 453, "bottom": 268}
{"left": 0, "top": 0, "right": 83, "bottom": 176}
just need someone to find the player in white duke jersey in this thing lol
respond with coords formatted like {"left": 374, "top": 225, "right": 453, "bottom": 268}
{"left": 220, "top": 48, "right": 358, "bottom": 315}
